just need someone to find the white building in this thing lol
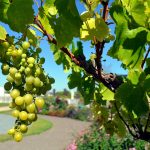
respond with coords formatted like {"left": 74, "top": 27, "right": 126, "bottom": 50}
{"left": 0, "top": 87, "right": 11, "bottom": 103}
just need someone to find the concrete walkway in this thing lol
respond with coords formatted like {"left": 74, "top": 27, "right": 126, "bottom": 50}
{"left": 0, "top": 106, "right": 10, "bottom": 112}
{"left": 0, "top": 115, "right": 91, "bottom": 150}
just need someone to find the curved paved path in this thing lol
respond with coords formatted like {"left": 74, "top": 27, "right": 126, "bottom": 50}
{"left": 0, "top": 115, "right": 91, "bottom": 150}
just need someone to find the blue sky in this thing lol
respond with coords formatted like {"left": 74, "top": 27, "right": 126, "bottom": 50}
{"left": 0, "top": 0, "right": 127, "bottom": 91}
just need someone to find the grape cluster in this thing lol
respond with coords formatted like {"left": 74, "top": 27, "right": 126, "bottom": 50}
{"left": 0, "top": 39, "right": 54, "bottom": 142}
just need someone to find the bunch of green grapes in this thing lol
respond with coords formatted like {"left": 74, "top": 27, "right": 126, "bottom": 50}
{"left": 0, "top": 39, "right": 54, "bottom": 142}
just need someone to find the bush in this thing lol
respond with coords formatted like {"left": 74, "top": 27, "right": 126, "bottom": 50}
{"left": 66, "top": 105, "right": 91, "bottom": 121}
{"left": 75, "top": 123, "right": 146, "bottom": 150}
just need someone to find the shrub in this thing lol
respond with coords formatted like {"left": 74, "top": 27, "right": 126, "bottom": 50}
{"left": 75, "top": 123, "right": 146, "bottom": 150}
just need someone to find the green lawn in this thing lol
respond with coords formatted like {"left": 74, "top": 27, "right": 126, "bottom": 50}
{"left": 0, "top": 114, "right": 53, "bottom": 142}
{"left": 0, "top": 103, "right": 9, "bottom": 107}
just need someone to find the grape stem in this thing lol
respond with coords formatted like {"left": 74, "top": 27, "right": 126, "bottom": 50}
{"left": 114, "top": 102, "right": 137, "bottom": 138}
{"left": 141, "top": 45, "right": 150, "bottom": 69}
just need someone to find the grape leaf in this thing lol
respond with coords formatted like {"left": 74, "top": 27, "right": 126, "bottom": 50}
{"left": 78, "top": 76, "right": 95, "bottom": 105}
{"left": 109, "top": 1, "right": 148, "bottom": 69}
{"left": 121, "top": 0, "right": 148, "bottom": 27}
{"left": 26, "top": 28, "right": 37, "bottom": 47}
{"left": 0, "top": 26, "right": 7, "bottom": 40}
{"left": 7, "top": 0, "right": 34, "bottom": 32}
{"left": 52, "top": 0, "right": 82, "bottom": 47}
{"left": 43, "top": 0, "right": 57, "bottom": 15}
{"left": 68, "top": 71, "right": 82, "bottom": 89}
{"left": 127, "top": 69, "right": 141, "bottom": 85}
{"left": 143, "top": 75, "right": 150, "bottom": 91}
{"left": 115, "top": 82, "right": 149, "bottom": 116}
{"left": 50, "top": 44, "right": 72, "bottom": 72}
{"left": 38, "top": 8, "right": 54, "bottom": 35}
{"left": 100, "top": 83, "right": 114, "bottom": 101}
{"left": 80, "top": 16, "right": 109, "bottom": 42}
{"left": 0, "top": 0, "right": 10, "bottom": 22}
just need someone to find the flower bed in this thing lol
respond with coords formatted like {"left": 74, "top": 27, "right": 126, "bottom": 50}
{"left": 66, "top": 123, "right": 147, "bottom": 150}
{"left": 40, "top": 96, "right": 92, "bottom": 121}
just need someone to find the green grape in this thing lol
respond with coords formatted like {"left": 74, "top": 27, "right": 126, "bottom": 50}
{"left": 11, "top": 50, "right": 18, "bottom": 57}
{"left": 20, "top": 124, "right": 28, "bottom": 133}
{"left": 19, "top": 66, "right": 25, "bottom": 72}
{"left": 27, "top": 57, "right": 35, "bottom": 64}
{"left": 9, "top": 67, "right": 18, "bottom": 77}
{"left": 10, "top": 89, "right": 20, "bottom": 99}
{"left": 17, "top": 49, "right": 23, "bottom": 56}
{"left": 2, "top": 41, "right": 10, "bottom": 49}
{"left": 33, "top": 77, "right": 41, "bottom": 87}
{"left": 36, "top": 48, "right": 42, "bottom": 53}
{"left": 35, "top": 68, "right": 41, "bottom": 75}
{"left": 12, "top": 110, "right": 20, "bottom": 117}
{"left": 24, "top": 83, "right": 33, "bottom": 91}
{"left": 28, "top": 39, "right": 33, "bottom": 44}
{"left": 9, "top": 102, "right": 16, "bottom": 108}
{"left": 24, "top": 94, "right": 33, "bottom": 105}
{"left": 28, "top": 63, "right": 34, "bottom": 68}
{"left": 8, "top": 128, "right": 15, "bottom": 135}
{"left": 26, "top": 103, "right": 36, "bottom": 113}
{"left": 35, "top": 97, "right": 45, "bottom": 109}
{"left": 28, "top": 113, "right": 36, "bottom": 121}
{"left": 25, "top": 67, "right": 31, "bottom": 75}
{"left": 14, "top": 132, "right": 23, "bottom": 142}
{"left": 15, "top": 96, "right": 24, "bottom": 106}
{"left": 19, "top": 111, "right": 28, "bottom": 121}
{"left": 1, "top": 64, "right": 9, "bottom": 75}
{"left": 15, "top": 72, "right": 22, "bottom": 80}
{"left": 6, "top": 74, "right": 14, "bottom": 83}
{"left": 4, "top": 82, "right": 12, "bottom": 91}
{"left": 25, "top": 76, "right": 34, "bottom": 84}
{"left": 15, "top": 79, "right": 22, "bottom": 86}
{"left": 21, "top": 54, "right": 27, "bottom": 58}
{"left": 22, "top": 41, "right": 30, "bottom": 50}
{"left": 21, "top": 58, "right": 26, "bottom": 63}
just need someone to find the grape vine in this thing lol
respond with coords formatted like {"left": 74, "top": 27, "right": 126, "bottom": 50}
{"left": 0, "top": 0, "right": 150, "bottom": 142}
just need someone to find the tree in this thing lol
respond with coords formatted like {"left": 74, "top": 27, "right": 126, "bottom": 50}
{"left": 0, "top": 0, "right": 150, "bottom": 142}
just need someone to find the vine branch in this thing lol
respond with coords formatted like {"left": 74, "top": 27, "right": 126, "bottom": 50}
{"left": 141, "top": 46, "right": 150, "bottom": 69}
{"left": 114, "top": 102, "right": 137, "bottom": 138}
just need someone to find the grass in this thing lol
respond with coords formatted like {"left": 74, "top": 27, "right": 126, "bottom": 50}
{"left": 0, "top": 103, "right": 9, "bottom": 107}
{"left": 0, "top": 114, "right": 53, "bottom": 142}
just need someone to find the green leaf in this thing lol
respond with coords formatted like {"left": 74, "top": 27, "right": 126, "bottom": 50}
{"left": 109, "top": 1, "right": 148, "bottom": 69}
{"left": 143, "top": 75, "right": 150, "bottom": 91}
{"left": 50, "top": 44, "right": 72, "bottom": 71}
{"left": 121, "top": 0, "right": 149, "bottom": 27}
{"left": 27, "top": 28, "right": 37, "bottom": 47}
{"left": 80, "top": 11, "right": 94, "bottom": 21}
{"left": 0, "top": 0, "right": 10, "bottom": 22}
{"left": 52, "top": 0, "right": 82, "bottom": 47}
{"left": 100, "top": 83, "right": 114, "bottom": 101}
{"left": 127, "top": 69, "right": 141, "bottom": 85}
{"left": 68, "top": 71, "right": 82, "bottom": 89}
{"left": 115, "top": 82, "right": 149, "bottom": 115}
{"left": 7, "top": 0, "right": 34, "bottom": 32}
{"left": 0, "top": 26, "right": 7, "bottom": 40}
{"left": 38, "top": 10, "right": 54, "bottom": 35}
{"left": 80, "top": 16, "right": 109, "bottom": 42}
{"left": 78, "top": 76, "right": 95, "bottom": 105}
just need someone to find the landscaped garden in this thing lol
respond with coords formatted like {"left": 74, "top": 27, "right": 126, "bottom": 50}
{"left": 39, "top": 95, "right": 92, "bottom": 121}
